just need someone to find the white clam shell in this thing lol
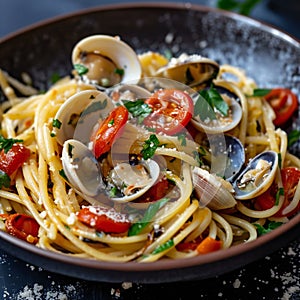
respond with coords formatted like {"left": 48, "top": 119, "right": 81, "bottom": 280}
{"left": 192, "top": 166, "right": 237, "bottom": 210}
{"left": 72, "top": 35, "right": 142, "bottom": 86}
{"left": 111, "top": 159, "right": 160, "bottom": 203}
{"left": 54, "top": 90, "right": 114, "bottom": 145}
{"left": 191, "top": 80, "right": 243, "bottom": 134}
{"left": 62, "top": 139, "right": 104, "bottom": 198}
{"left": 155, "top": 53, "right": 219, "bottom": 87}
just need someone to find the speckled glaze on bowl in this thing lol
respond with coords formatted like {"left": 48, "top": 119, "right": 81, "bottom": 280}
{"left": 0, "top": 2, "right": 299, "bottom": 283}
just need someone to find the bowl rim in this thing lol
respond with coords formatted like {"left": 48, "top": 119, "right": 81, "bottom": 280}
{"left": 0, "top": 1, "right": 299, "bottom": 281}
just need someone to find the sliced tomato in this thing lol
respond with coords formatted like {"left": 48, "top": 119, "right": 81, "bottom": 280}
{"left": 77, "top": 206, "right": 131, "bottom": 234}
{"left": 4, "top": 213, "right": 40, "bottom": 244}
{"left": 143, "top": 89, "right": 194, "bottom": 135}
{"left": 91, "top": 106, "right": 128, "bottom": 158}
{"left": 255, "top": 167, "right": 300, "bottom": 217}
{"left": 196, "top": 236, "right": 222, "bottom": 254}
{"left": 134, "top": 176, "right": 169, "bottom": 204}
{"left": 176, "top": 236, "right": 203, "bottom": 252}
{"left": 264, "top": 88, "right": 298, "bottom": 126}
{"left": 0, "top": 144, "right": 30, "bottom": 176}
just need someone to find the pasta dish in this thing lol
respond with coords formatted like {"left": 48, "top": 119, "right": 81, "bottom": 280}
{"left": 0, "top": 35, "right": 299, "bottom": 262}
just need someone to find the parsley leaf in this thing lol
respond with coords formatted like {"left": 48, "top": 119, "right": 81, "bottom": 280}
{"left": 141, "top": 134, "right": 160, "bottom": 160}
{"left": 0, "top": 170, "right": 11, "bottom": 188}
{"left": 0, "top": 135, "right": 23, "bottom": 153}
{"left": 255, "top": 221, "right": 282, "bottom": 236}
{"left": 128, "top": 197, "right": 169, "bottom": 236}
{"left": 195, "top": 86, "right": 229, "bottom": 121}
{"left": 114, "top": 68, "right": 124, "bottom": 76}
{"left": 217, "top": 0, "right": 262, "bottom": 16}
{"left": 52, "top": 119, "right": 62, "bottom": 129}
{"left": 288, "top": 130, "right": 300, "bottom": 148}
{"left": 123, "top": 99, "right": 152, "bottom": 124}
{"left": 74, "top": 64, "right": 89, "bottom": 76}
{"left": 152, "top": 239, "right": 174, "bottom": 255}
{"left": 251, "top": 88, "right": 272, "bottom": 97}
{"left": 275, "top": 187, "right": 284, "bottom": 205}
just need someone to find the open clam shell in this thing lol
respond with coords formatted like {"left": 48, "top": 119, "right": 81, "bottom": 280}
{"left": 155, "top": 53, "right": 219, "bottom": 88}
{"left": 192, "top": 166, "right": 237, "bottom": 210}
{"left": 54, "top": 90, "right": 115, "bottom": 145}
{"left": 72, "top": 35, "right": 142, "bottom": 87}
{"left": 191, "top": 80, "right": 243, "bottom": 134}
{"left": 62, "top": 139, "right": 105, "bottom": 198}
{"left": 232, "top": 150, "right": 278, "bottom": 200}
{"left": 110, "top": 159, "right": 160, "bottom": 203}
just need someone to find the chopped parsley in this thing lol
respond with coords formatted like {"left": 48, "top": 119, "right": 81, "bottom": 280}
{"left": 275, "top": 187, "right": 284, "bottom": 205}
{"left": 59, "top": 169, "right": 68, "bottom": 181}
{"left": 123, "top": 99, "right": 152, "bottom": 124}
{"left": 141, "top": 134, "right": 160, "bottom": 160}
{"left": 108, "top": 119, "right": 114, "bottom": 126}
{"left": 50, "top": 72, "right": 61, "bottom": 84}
{"left": 74, "top": 64, "right": 89, "bottom": 76}
{"left": 68, "top": 143, "right": 74, "bottom": 158}
{"left": 114, "top": 68, "right": 124, "bottom": 76}
{"left": 176, "top": 133, "right": 187, "bottom": 146}
{"left": 0, "top": 170, "right": 11, "bottom": 189}
{"left": 255, "top": 221, "right": 283, "bottom": 236}
{"left": 288, "top": 130, "right": 300, "bottom": 148}
{"left": 250, "top": 88, "right": 272, "bottom": 97}
{"left": 128, "top": 197, "right": 169, "bottom": 236}
{"left": 152, "top": 239, "right": 174, "bottom": 255}
{"left": 217, "top": 0, "right": 262, "bottom": 16}
{"left": 194, "top": 86, "right": 229, "bottom": 121}
{"left": 0, "top": 135, "right": 23, "bottom": 153}
{"left": 52, "top": 119, "right": 62, "bottom": 129}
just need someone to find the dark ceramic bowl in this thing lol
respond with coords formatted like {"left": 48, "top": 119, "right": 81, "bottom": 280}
{"left": 0, "top": 2, "right": 299, "bottom": 283}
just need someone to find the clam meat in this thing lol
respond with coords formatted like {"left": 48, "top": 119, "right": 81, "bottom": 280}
{"left": 72, "top": 35, "right": 142, "bottom": 88}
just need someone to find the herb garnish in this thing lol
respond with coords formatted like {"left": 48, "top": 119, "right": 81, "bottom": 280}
{"left": 217, "top": 0, "right": 262, "bottom": 16}
{"left": 152, "top": 239, "right": 174, "bottom": 255}
{"left": 52, "top": 119, "right": 62, "bottom": 129}
{"left": 74, "top": 64, "right": 89, "bottom": 76}
{"left": 141, "top": 134, "right": 160, "bottom": 160}
{"left": 194, "top": 86, "right": 229, "bottom": 121}
{"left": 275, "top": 187, "right": 284, "bottom": 205}
{"left": 255, "top": 221, "right": 282, "bottom": 236}
{"left": 59, "top": 169, "right": 68, "bottom": 181}
{"left": 251, "top": 88, "right": 272, "bottom": 97}
{"left": 288, "top": 130, "right": 300, "bottom": 148}
{"left": 123, "top": 99, "right": 152, "bottom": 124}
{"left": 114, "top": 68, "right": 124, "bottom": 76}
{"left": 0, "top": 170, "right": 11, "bottom": 189}
{"left": 0, "top": 135, "right": 23, "bottom": 153}
{"left": 176, "top": 133, "right": 187, "bottom": 146}
{"left": 50, "top": 72, "right": 61, "bottom": 84}
{"left": 128, "top": 197, "right": 169, "bottom": 236}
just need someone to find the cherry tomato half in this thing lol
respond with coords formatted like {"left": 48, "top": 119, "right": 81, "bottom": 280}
{"left": 3, "top": 213, "right": 40, "bottom": 244}
{"left": 143, "top": 89, "right": 194, "bottom": 135}
{"left": 255, "top": 167, "right": 300, "bottom": 217}
{"left": 77, "top": 206, "right": 131, "bottom": 234}
{"left": 264, "top": 88, "right": 298, "bottom": 126}
{"left": 91, "top": 106, "right": 128, "bottom": 158}
{"left": 0, "top": 144, "right": 30, "bottom": 176}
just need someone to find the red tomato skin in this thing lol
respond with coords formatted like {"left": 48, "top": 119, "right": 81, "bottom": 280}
{"left": 5, "top": 214, "right": 39, "bottom": 244}
{"left": 264, "top": 88, "right": 298, "bottom": 126}
{"left": 134, "top": 177, "right": 169, "bottom": 204}
{"left": 143, "top": 89, "right": 194, "bottom": 135}
{"left": 91, "top": 106, "right": 128, "bottom": 158}
{"left": 77, "top": 207, "right": 131, "bottom": 234}
{"left": 256, "top": 167, "right": 300, "bottom": 217}
{"left": 0, "top": 144, "right": 30, "bottom": 176}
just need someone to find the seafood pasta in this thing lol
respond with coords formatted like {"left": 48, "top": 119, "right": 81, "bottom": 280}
{"left": 0, "top": 35, "right": 299, "bottom": 262}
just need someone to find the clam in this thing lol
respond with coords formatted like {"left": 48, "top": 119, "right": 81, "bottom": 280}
{"left": 209, "top": 134, "right": 245, "bottom": 181}
{"left": 191, "top": 80, "right": 243, "bottom": 134}
{"left": 62, "top": 139, "right": 105, "bottom": 198}
{"left": 155, "top": 53, "right": 219, "bottom": 88}
{"left": 232, "top": 150, "right": 278, "bottom": 200}
{"left": 61, "top": 139, "right": 160, "bottom": 203}
{"left": 192, "top": 166, "right": 237, "bottom": 210}
{"left": 54, "top": 90, "right": 115, "bottom": 145}
{"left": 72, "top": 35, "right": 142, "bottom": 88}
{"left": 108, "top": 159, "right": 160, "bottom": 203}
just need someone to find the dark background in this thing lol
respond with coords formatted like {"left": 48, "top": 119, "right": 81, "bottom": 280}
{"left": 0, "top": 1, "right": 299, "bottom": 299}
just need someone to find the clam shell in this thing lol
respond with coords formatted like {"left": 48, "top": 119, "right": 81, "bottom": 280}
{"left": 54, "top": 90, "right": 114, "bottom": 145}
{"left": 192, "top": 166, "right": 237, "bottom": 210}
{"left": 232, "top": 150, "right": 278, "bottom": 200}
{"left": 72, "top": 35, "right": 142, "bottom": 87}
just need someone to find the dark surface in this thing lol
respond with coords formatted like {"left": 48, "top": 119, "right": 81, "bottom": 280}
{"left": 0, "top": 1, "right": 300, "bottom": 299}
